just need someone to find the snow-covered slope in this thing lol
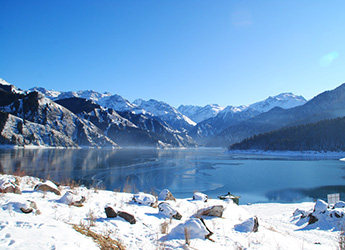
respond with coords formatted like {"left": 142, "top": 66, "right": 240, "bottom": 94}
{"left": 0, "top": 87, "right": 118, "bottom": 148}
{"left": 0, "top": 173, "right": 340, "bottom": 250}
{"left": 31, "top": 87, "right": 137, "bottom": 112}
{"left": 133, "top": 99, "right": 196, "bottom": 131}
{"left": 249, "top": 92, "right": 307, "bottom": 113}
{"left": 56, "top": 97, "right": 196, "bottom": 148}
{"left": 0, "top": 111, "right": 77, "bottom": 147}
{"left": 178, "top": 104, "right": 225, "bottom": 123}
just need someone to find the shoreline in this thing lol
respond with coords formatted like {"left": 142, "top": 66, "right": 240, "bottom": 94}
{"left": 227, "top": 149, "right": 345, "bottom": 159}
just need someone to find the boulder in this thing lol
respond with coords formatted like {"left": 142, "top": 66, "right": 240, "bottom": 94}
{"left": 118, "top": 211, "right": 136, "bottom": 224}
{"left": 235, "top": 216, "right": 259, "bottom": 233}
{"left": 193, "top": 192, "right": 208, "bottom": 202}
{"left": 168, "top": 218, "right": 213, "bottom": 240}
{"left": 0, "top": 177, "right": 21, "bottom": 194}
{"left": 293, "top": 208, "right": 310, "bottom": 218}
{"left": 34, "top": 180, "right": 61, "bottom": 195}
{"left": 158, "top": 202, "right": 182, "bottom": 220}
{"left": 19, "top": 200, "right": 37, "bottom": 214}
{"left": 313, "top": 199, "right": 328, "bottom": 213}
{"left": 308, "top": 214, "right": 318, "bottom": 225}
{"left": 20, "top": 207, "right": 33, "bottom": 214}
{"left": 105, "top": 206, "right": 117, "bottom": 218}
{"left": 334, "top": 201, "right": 345, "bottom": 209}
{"left": 158, "top": 189, "right": 176, "bottom": 201}
{"left": 58, "top": 191, "right": 85, "bottom": 206}
{"left": 132, "top": 192, "right": 157, "bottom": 207}
{"left": 197, "top": 205, "right": 224, "bottom": 217}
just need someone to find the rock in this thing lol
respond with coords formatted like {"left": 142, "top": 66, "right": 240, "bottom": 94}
{"left": 193, "top": 192, "right": 208, "bottom": 202}
{"left": 334, "top": 201, "right": 345, "bottom": 209}
{"left": 19, "top": 200, "right": 37, "bottom": 214}
{"left": 158, "top": 202, "right": 182, "bottom": 220}
{"left": 118, "top": 211, "right": 136, "bottom": 224}
{"left": 105, "top": 206, "right": 117, "bottom": 218}
{"left": 235, "top": 216, "right": 259, "bottom": 233}
{"left": 308, "top": 214, "right": 318, "bottom": 225}
{"left": 313, "top": 199, "right": 328, "bottom": 213}
{"left": 20, "top": 207, "right": 33, "bottom": 214}
{"left": 0, "top": 177, "right": 21, "bottom": 194}
{"left": 197, "top": 205, "right": 224, "bottom": 217}
{"left": 168, "top": 218, "right": 212, "bottom": 240}
{"left": 132, "top": 192, "right": 157, "bottom": 207}
{"left": 28, "top": 200, "right": 37, "bottom": 209}
{"left": 158, "top": 189, "right": 176, "bottom": 201}
{"left": 58, "top": 191, "right": 85, "bottom": 206}
{"left": 34, "top": 180, "right": 61, "bottom": 195}
{"left": 293, "top": 208, "right": 310, "bottom": 218}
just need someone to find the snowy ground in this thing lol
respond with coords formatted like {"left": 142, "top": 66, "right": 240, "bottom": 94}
{"left": 0, "top": 174, "right": 342, "bottom": 250}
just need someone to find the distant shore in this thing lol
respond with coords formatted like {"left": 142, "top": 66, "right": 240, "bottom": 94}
{"left": 226, "top": 149, "right": 345, "bottom": 159}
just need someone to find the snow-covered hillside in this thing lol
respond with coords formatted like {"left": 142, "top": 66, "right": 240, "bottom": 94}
{"left": 178, "top": 104, "right": 225, "bottom": 123}
{"left": 249, "top": 92, "right": 307, "bottom": 113}
{"left": 0, "top": 173, "right": 340, "bottom": 250}
{"left": 133, "top": 99, "right": 196, "bottom": 131}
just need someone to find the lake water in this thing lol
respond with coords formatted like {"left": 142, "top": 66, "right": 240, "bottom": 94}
{"left": 1, "top": 147, "right": 345, "bottom": 204}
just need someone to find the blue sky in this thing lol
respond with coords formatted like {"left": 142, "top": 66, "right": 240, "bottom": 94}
{"left": 1, "top": 0, "right": 345, "bottom": 107}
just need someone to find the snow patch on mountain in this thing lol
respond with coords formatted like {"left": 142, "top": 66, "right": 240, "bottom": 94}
{"left": 178, "top": 104, "right": 225, "bottom": 123}
{"left": 133, "top": 99, "right": 196, "bottom": 130}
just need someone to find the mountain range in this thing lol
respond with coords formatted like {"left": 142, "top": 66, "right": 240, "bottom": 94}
{"left": 2, "top": 78, "right": 345, "bottom": 151}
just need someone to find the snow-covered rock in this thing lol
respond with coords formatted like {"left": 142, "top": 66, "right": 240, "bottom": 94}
{"left": 234, "top": 216, "right": 259, "bottom": 233}
{"left": 158, "top": 189, "right": 176, "bottom": 201}
{"left": 168, "top": 218, "right": 211, "bottom": 240}
{"left": 314, "top": 199, "right": 328, "bottom": 213}
{"left": 132, "top": 192, "right": 157, "bottom": 207}
{"left": 158, "top": 202, "right": 182, "bottom": 220}
{"left": 334, "top": 201, "right": 345, "bottom": 209}
{"left": 34, "top": 180, "right": 61, "bottom": 195}
{"left": 193, "top": 192, "right": 208, "bottom": 202}
{"left": 0, "top": 176, "right": 21, "bottom": 194}
{"left": 58, "top": 191, "right": 85, "bottom": 206}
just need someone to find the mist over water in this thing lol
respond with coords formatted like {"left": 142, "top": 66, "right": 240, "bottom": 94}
{"left": 1, "top": 148, "right": 345, "bottom": 204}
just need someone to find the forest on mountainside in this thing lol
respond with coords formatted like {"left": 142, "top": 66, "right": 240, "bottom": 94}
{"left": 229, "top": 117, "right": 345, "bottom": 152}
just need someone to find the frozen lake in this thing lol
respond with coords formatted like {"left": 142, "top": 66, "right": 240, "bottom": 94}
{"left": 1, "top": 147, "right": 345, "bottom": 204}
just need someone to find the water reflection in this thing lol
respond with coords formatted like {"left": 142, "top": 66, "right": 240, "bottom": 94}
{"left": 0, "top": 148, "right": 344, "bottom": 204}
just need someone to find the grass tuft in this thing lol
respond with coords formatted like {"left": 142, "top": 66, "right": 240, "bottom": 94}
{"left": 73, "top": 224, "right": 125, "bottom": 250}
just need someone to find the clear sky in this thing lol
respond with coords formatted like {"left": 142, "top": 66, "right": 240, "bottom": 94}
{"left": 1, "top": 0, "right": 345, "bottom": 108}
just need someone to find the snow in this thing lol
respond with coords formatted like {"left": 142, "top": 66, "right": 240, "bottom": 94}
{"left": 0, "top": 174, "right": 342, "bottom": 249}
{"left": 177, "top": 104, "right": 225, "bottom": 123}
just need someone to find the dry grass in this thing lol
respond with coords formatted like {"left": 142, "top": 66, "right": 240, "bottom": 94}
{"left": 86, "top": 209, "right": 97, "bottom": 228}
{"left": 13, "top": 169, "right": 26, "bottom": 177}
{"left": 160, "top": 220, "right": 169, "bottom": 234}
{"left": 73, "top": 224, "right": 125, "bottom": 250}
{"left": 61, "top": 179, "right": 82, "bottom": 189}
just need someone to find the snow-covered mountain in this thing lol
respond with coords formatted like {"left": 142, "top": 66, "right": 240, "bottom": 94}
{"left": 133, "top": 99, "right": 196, "bottom": 131}
{"left": 0, "top": 85, "right": 118, "bottom": 147}
{"left": 56, "top": 97, "right": 196, "bottom": 148}
{"left": 248, "top": 92, "right": 307, "bottom": 113}
{"left": 189, "top": 93, "right": 307, "bottom": 145}
{"left": 31, "top": 87, "right": 136, "bottom": 112}
{"left": 31, "top": 87, "right": 194, "bottom": 132}
{"left": 177, "top": 104, "right": 225, "bottom": 123}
